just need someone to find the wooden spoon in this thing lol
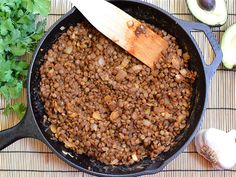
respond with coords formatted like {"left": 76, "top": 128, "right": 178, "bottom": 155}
{"left": 69, "top": 0, "right": 168, "bottom": 69}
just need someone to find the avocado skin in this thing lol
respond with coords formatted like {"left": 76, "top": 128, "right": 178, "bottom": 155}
{"left": 221, "top": 23, "right": 236, "bottom": 69}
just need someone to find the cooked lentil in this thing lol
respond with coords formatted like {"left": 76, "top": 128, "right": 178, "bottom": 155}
{"left": 40, "top": 21, "right": 197, "bottom": 165}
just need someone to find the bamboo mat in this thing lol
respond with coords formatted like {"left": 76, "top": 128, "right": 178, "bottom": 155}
{"left": 0, "top": 0, "right": 236, "bottom": 177}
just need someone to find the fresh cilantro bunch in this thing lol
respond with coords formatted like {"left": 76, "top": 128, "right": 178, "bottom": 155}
{"left": 0, "top": 0, "right": 50, "bottom": 118}
{"left": 0, "top": 0, "right": 50, "bottom": 57}
{"left": 0, "top": 54, "right": 28, "bottom": 118}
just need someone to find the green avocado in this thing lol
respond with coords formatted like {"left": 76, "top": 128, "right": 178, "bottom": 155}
{"left": 221, "top": 23, "right": 236, "bottom": 69}
{"left": 187, "top": 0, "right": 228, "bottom": 26}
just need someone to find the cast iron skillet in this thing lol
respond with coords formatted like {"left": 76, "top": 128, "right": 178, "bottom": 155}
{"left": 0, "top": 0, "right": 222, "bottom": 176}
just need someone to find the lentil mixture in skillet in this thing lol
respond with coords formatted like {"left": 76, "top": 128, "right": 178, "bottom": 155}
{"left": 40, "top": 22, "right": 197, "bottom": 165}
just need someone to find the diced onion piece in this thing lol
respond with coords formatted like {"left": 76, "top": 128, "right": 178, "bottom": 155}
{"left": 77, "top": 149, "right": 84, "bottom": 154}
{"left": 132, "top": 154, "right": 138, "bottom": 161}
{"left": 110, "top": 111, "right": 119, "bottom": 121}
{"left": 120, "top": 58, "right": 130, "bottom": 68}
{"left": 50, "top": 124, "right": 57, "bottom": 133}
{"left": 116, "top": 70, "right": 127, "bottom": 81}
{"left": 164, "top": 97, "right": 170, "bottom": 104}
{"left": 177, "top": 114, "right": 186, "bottom": 123}
{"left": 111, "top": 159, "right": 119, "bottom": 165}
{"left": 91, "top": 123, "right": 98, "bottom": 131}
{"left": 171, "top": 58, "right": 180, "bottom": 70}
{"left": 175, "top": 74, "right": 184, "bottom": 83}
{"left": 144, "top": 108, "right": 150, "bottom": 115}
{"left": 100, "top": 73, "right": 110, "bottom": 81}
{"left": 64, "top": 46, "right": 73, "bottom": 54}
{"left": 177, "top": 49, "right": 182, "bottom": 56}
{"left": 183, "top": 52, "right": 190, "bottom": 61}
{"left": 93, "top": 111, "right": 102, "bottom": 120}
{"left": 132, "top": 65, "right": 143, "bottom": 71}
{"left": 165, "top": 112, "right": 171, "bottom": 119}
{"left": 104, "top": 95, "right": 112, "bottom": 103}
{"left": 180, "top": 69, "right": 187, "bottom": 76}
{"left": 97, "top": 56, "right": 105, "bottom": 66}
{"left": 64, "top": 141, "right": 74, "bottom": 148}
{"left": 96, "top": 44, "right": 103, "bottom": 51}
{"left": 69, "top": 112, "right": 77, "bottom": 118}
{"left": 143, "top": 119, "right": 152, "bottom": 126}
{"left": 47, "top": 57, "right": 54, "bottom": 62}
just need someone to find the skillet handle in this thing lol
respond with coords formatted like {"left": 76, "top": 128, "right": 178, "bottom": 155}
{"left": 178, "top": 20, "right": 223, "bottom": 80}
{"left": 0, "top": 107, "right": 42, "bottom": 150}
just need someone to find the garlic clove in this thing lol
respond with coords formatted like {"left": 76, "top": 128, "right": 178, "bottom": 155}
{"left": 195, "top": 129, "right": 219, "bottom": 165}
{"left": 195, "top": 128, "right": 236, "bottom": 169}
{"left": 227, "top": 130, "right": 236, "bottom": 140}
{"left": 195, "top": 130, "right": 205, "bottom": 154}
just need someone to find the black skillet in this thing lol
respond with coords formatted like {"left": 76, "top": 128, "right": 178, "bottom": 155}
{"left": 0, "top": 0, "right": 222, "bottom": 176}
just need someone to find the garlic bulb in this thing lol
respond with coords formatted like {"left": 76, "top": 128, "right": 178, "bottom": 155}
{"left": 195, "top": 128, "right": 236, "bottom": 169}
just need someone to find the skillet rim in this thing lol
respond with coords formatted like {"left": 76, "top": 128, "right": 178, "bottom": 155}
{"left": 28, "top": 1, "right": 209, "bottom": 176}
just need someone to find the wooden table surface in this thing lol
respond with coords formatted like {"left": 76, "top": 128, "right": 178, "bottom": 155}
{"left": 0, "top": 0, "right": 236, "bottom": 177}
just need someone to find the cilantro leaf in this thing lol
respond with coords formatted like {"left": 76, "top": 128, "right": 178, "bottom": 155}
{"left": 10, "top": 29, "right": 21, "bottom": 43}
{"left": 4, "top": 102, "right": 26, "bottom": 119}
{"left": 0, "top": 57, "right": 28, "bottom": 100}
{"left": 17, "top": 14, "right": 31, "bottom": 24}
{"left": 32, "top": 20, "right": 46, "bottom": 41}
{"left": 0, "top": 18, "right": 14, "bottom": 36}
{"left": 0, "top": 38, "right": 4, "bottom": 54}
{"left": 32, "top": 0, "right": 51, "bottom": 16}
{"left": 0, "top": 80, "right": 23, "bottom": 100}
{"left": 0, "top": 59, "right": 13, "bottom": 82}
{"left": 22, "top": 0, "right": 50, "bottom": 16}
{"left": 10, "top": 44, "right": 27, "bottom": 56}
{"left": 2, "top": 70, "right": 13, "bottom": 82}
{"left": 13, "top": 61, "right": 29, "bottom": 78}
{"left": 22, "top": 0, "right": 34, "bottom": 13}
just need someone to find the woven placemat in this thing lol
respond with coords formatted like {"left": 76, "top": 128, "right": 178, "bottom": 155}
{"left": 0, "top": 0, "right": 235, "bottom": 177}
